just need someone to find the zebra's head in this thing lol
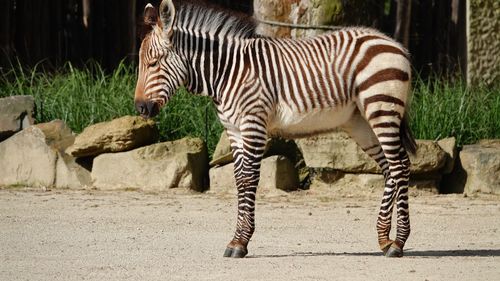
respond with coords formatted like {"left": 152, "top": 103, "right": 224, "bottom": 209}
{"left": 134, "top": 0, "right": 187, "bottom": 119}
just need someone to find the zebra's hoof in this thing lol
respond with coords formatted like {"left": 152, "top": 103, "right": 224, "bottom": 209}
{"left": 231, "top": 246, "right": 248, "bottom": 258}
{"left": 223, "top": 246, "right": 247, "bottom": 258}
{"left": 223, "top": 247, "right": 234, "bottom": 257}
{"left": 380, "top": 240, "right": 394, "bottom": 255}
{"left": 385, "top": 245, "right": 403, "bottom": 258}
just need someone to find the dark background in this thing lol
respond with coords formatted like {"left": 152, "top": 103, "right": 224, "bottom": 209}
{"left": 0, "top": 0, "right": 466, "bottom": 78}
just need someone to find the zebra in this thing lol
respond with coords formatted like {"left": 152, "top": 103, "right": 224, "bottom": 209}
{"left": 134, "top": 0, "right": 417, "bottom": 258}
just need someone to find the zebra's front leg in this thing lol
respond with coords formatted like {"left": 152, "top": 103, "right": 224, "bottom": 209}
{"left": 223, "top": 126, "right": 266, "bottom": 258}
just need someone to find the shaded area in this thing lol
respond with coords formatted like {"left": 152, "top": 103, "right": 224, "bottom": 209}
{"left": 251, "top": 249, "right": 500, "bottom": 259}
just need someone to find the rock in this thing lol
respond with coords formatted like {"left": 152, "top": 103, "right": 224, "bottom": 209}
{"left": 210, "top": 131, "right": 304, "bottom": 169}
{"left": 0, "top": 126, "right": 57, "bottom": 187}
{"left": 0, "top": 120, "right": 91, "bottom": 189}
{"left": 310, "top": 169, "right": 344, "bottom": 185}
{"left": 260, "top": 156, "right": 299, "bottom": 192}
{"left": 297, "top": 131, "right": 447, "bottom": 175}
{"left": 310, "top": 172, "right": 438, "bottom": 193}
{"left": 35, "top": 120, "right": 75, "bottom": 152}
{"left": 309, "top": 172, "right": 385, "bottom": 196}
{"left": 410, "top": 140, "right": 447, "bottom": 174}
{"left": 92, "top": 137, "right": 208, "bottom": 192}
{"left": 208, "top": 163, "right": 234, "bottom": 194}
{"left": 36, "top": 120, "right": 90, "bottom": 188}
{"left": 460, "top": 142, "right": 500, "bottom": 195}
{"left": 437, "top": 137, "right": 457, "bottom": 174}
{"left": 296, "top": 130, "right": 380, "bottom": 173}
{"left": 479, "top": 139, "right": 500, "bottom": 146}
{"left": 210, "top": 131, "right": 232, "bottom": 166}
{"left": 55, "top": 153, "right": 92, "bottom": 189}
{"left": 209, "top": 155, "right": 299, "bottom": 194}
{"left": 66, "top": 115, "right": 159, "bottom": 157}
{"left": 0, "top": 95, "right": 35, "bottom": 141}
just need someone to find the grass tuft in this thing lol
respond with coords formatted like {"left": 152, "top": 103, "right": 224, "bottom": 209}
{"left": 410, "top": 75, "right": 500, "bottom": 146}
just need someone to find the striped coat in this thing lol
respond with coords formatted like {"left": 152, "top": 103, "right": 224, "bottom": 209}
{"left": 134, "top": 0, "right": 416, "bottom": 259}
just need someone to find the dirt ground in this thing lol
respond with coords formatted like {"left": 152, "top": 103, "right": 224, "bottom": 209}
{"left": 1, "top": 187, "right": 499, "bottom": 281}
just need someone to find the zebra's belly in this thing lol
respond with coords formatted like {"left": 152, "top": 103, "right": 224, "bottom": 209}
{"left": 267, "top": 103, "right": 356, "bottom": 138}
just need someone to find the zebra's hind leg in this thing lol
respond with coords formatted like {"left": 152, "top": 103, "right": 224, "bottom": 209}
{"left": 223, "top": 123, "right": 267, "bottom": 258}
{"left": 341, "top": 111, "right": 396, "bottom": 255}
{"left": 387, "top": 145, "right": 412, "bottom": 257}
{"left": 368, "top": 114, "right": 412, "bottom": 258}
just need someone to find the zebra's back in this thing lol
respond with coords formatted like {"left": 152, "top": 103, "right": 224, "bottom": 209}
{"left": 247, "top": 27, "right": 411, "bottom": 138}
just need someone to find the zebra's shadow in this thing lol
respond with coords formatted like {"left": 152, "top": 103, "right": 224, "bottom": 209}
{"left": 249, "top": 249, "right": 500, "bottom": 258}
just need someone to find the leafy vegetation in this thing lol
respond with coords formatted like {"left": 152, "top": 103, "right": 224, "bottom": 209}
{"left": 410, "top": 75, "right": 499, "bottom": 145}
{"left": 1, "top": 62, "right": 498, "bottom": 156}
{"left": 0, "top": 62, "right": 223, "bottom": 155}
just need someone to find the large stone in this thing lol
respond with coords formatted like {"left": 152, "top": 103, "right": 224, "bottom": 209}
{"left": 460, "top": 142, "right": 500, "bottom": 195}
{"left": 209, "top": 155, "right": 299, "bottom": 194}
{"left": 410, "top": 140, "right": 447, "bottom": 174}
{"left": 437, "top": 137, "right": 457, "bottom": 174}
{"left": 208, "top": 164, "right": 234, "bottom": 193}
{"left": 66, "top": 115, "right": 159, "bottom": 157}
{"left": 310, "top": 173, "right": 385, "bottom": 192}
{"left": 479, "top": 139, "right": 500, "bottom": 146}
{"left": 37, "top": 120, "right": 90, "bottom": 188}
{"left": 296, "top": 131, "right": 380, "bottom": 173}
{"left": 297, "top": 131, "right": 447, "bottom": 175}
{"left": 210, "top": 131, "right": 304, "bottom": 169}
{"left": 92, "top": 137, "right": 208, "bottom": 192}
{"left": 55, "top": 153, "right": 92, "bottom": 189}
{"left": 0, "top": 95, "right": 35, "bottom": 141}
{"left": 35, "top": 120, "right": 75, "bottom": 152}
{"left": 310, "top": 170, "right": 439, "bottom": 193}
{"left": 0, "top": 120, "right": 91, "bottom": 189}
{"left": 210, "top": 131, "right": 232, "bottom": 166}
{"left": 0, "top": 126, "right": 57, "bottom": 187}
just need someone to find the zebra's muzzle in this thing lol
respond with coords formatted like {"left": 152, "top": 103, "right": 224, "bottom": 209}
{"left": 135, "top": 99, "right": 160, "bottom": 119}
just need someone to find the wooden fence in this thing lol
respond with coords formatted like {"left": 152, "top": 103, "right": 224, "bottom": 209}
{"left": 0, "top": 0, "right": 465, "bottom": 78}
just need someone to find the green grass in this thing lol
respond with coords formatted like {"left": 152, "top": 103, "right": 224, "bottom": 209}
{"left": 0, "top": 61, "right": 223, "bottom": 155}
{"left": 410, "top": 75, "right": 500, "bottom": 146}
{"left": 1, "top": 62, "right": 498, "bottom": 156}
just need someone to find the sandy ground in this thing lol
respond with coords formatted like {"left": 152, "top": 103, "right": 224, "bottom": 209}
{"left": 1, "top": 187, "right": 499, "bottom": 281}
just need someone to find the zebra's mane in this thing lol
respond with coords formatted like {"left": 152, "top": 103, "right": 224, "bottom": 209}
{"left": 173, "top": 1, "right": 256, "bottom": 41}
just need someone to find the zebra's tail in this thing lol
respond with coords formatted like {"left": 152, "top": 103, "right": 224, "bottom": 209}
{"left": 400, "top": 114, "right": 417, "bottom": 155}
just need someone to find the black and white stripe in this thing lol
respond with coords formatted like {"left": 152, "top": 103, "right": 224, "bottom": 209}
{"left": 135, "top": 0, "right": 417, "bottom": 258}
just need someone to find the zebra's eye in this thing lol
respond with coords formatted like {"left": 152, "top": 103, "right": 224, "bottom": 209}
{"left": 148, "top": 60, "right": 159, "bottom": 67}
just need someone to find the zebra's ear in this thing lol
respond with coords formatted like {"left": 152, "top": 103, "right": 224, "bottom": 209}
{"left": 144, "top": 3, "right": 157, "bottom": 26}
{"left": 159, "top": 0, "right": 176, "bottom": 41}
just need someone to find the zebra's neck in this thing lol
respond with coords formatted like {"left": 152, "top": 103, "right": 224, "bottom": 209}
{"left": 173, "top": 34, "right": 250, "bottom": 98}
{"left": 170, "top": 2, "right": 256, "bottom": 98}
